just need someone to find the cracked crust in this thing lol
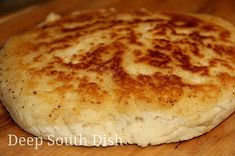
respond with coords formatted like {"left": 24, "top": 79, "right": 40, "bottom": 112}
{"left": 1, "top": 9, "right": 235, "bottom": 146}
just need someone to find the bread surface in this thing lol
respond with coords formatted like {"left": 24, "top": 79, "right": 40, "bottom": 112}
{"left": 1, "top": 9, "right": 235, "bottom": 146}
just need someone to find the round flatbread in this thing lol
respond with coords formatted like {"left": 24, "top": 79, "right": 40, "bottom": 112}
{"left": 1, "top": 9, "right": 235, "bottom": 147}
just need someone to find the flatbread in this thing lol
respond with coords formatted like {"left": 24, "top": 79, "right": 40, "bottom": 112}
{"left": 1, "top": 8, "right": 235, "bottom": 147}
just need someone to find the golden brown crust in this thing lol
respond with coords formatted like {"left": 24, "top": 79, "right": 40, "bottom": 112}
{"left": 2, "top": 9, "right": 235, "bottom": 113}
{"left": 1, "top": 9, "right": 235, "bottom": 146}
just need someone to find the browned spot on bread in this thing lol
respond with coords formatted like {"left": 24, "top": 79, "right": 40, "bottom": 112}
{"left": 136, "top": 49, "right": 171, "bottom": 68}
{"left": 173, "top": 50, "right": 209, "bottom": 75}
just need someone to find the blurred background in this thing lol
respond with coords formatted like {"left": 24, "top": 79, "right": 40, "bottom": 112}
{"left": 0, "top": 0, "right": 48, "bottom": 16}
{"left": 0, "top": 0, "right": 234, "bottom": 46}
{"left": 0, "top": 0, "right": 234, "bottom": 17}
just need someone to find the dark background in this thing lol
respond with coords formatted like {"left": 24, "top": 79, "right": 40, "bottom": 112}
{"left": 0, "top": 0, "right": 48, "bottom": 16}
